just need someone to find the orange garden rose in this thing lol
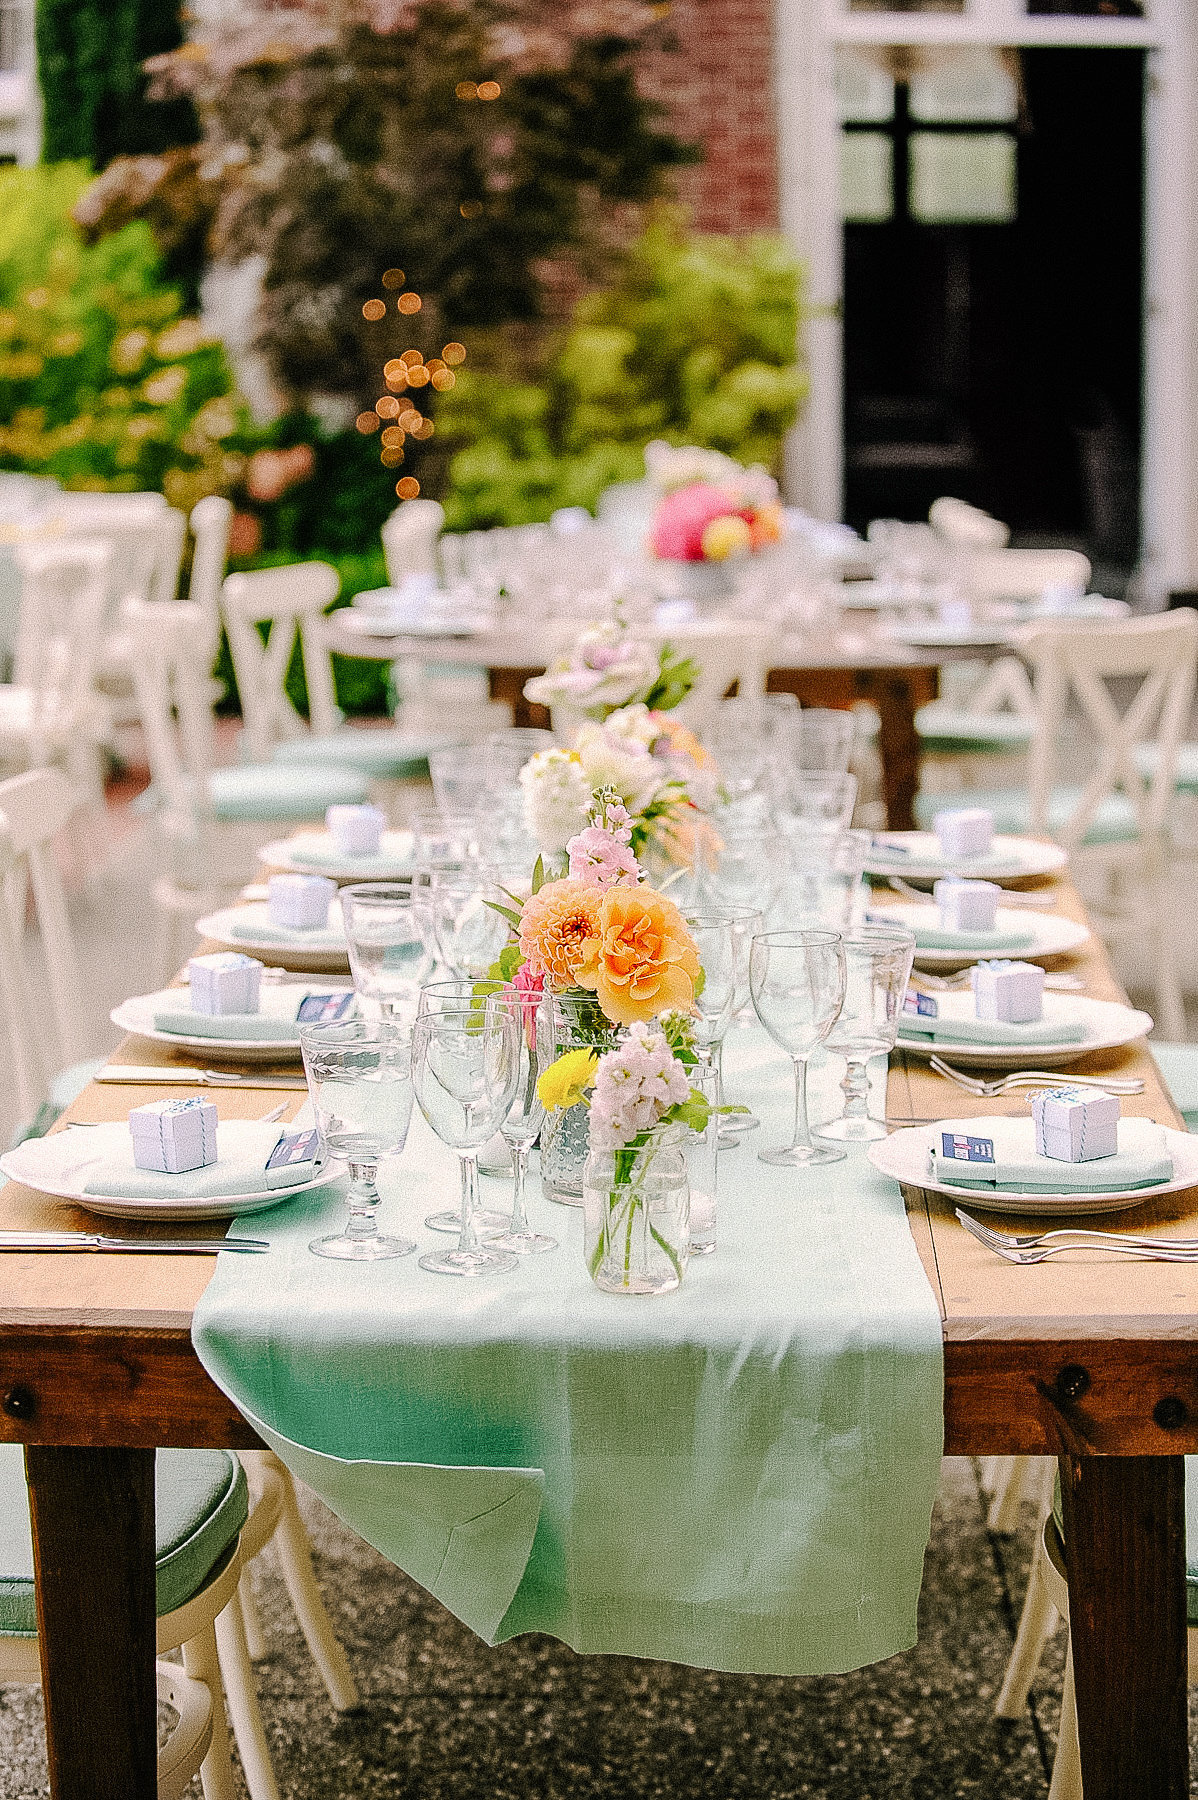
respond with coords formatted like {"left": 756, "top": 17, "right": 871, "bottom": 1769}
{"left": 518, "top": 879, "right": 603, "bottom": 988}
{"left": 590, "top": 885, "right": 702, "bottom": 1025}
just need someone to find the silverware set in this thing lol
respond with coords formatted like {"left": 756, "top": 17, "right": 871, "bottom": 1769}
{"left": 927, "top": 1056, "right": 1145, "bottom": 1099}
{"left": 956, "top": 1210, "right": 1198, "bottom": 1264}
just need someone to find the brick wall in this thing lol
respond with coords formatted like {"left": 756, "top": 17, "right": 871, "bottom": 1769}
{"left": 640, "top": 0, "right": 780, "bottom": 234}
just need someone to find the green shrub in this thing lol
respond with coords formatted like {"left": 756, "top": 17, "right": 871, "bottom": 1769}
{"left": 436, "top": 218, "right": 807, "bottom": 529}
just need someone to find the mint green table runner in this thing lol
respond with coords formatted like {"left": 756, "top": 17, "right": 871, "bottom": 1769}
{"left": 192, "top": 1029, "right": 944, "bottom": 1676}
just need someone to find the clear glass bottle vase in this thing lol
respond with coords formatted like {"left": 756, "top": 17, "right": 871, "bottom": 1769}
{"left": 583, "top": 1126, "right": 690, "bottom": 1296}
{"left": 538, "top": 992, "right": 617, "bottom": 1206}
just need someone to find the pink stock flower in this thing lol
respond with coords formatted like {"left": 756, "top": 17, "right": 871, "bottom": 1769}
{"left": 511, "top": 962, "right": 544, "bottom": 1046}
{"left": 567, "top": 824, "right": 641, "bottom": 888}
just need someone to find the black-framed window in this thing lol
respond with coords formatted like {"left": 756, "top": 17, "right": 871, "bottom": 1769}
{"left": 839, "top": 48, "right": 1020, "bottom": 225}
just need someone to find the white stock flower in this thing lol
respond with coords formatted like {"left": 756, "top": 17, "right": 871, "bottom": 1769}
{"left": 575, "top": 722, "right": 663, "bottom": 816}
{"left": 519, "top": 749, "right": 592, "bottom": 855}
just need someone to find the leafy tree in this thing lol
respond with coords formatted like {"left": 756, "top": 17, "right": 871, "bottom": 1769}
{"left": 437, "top": 216, "right": 807, "bottom": 528}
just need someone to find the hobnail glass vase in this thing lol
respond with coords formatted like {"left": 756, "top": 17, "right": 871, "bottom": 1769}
{"left": 583, "top": 1126, "right": 690, "bottom": 1296}
{"left": 538, "top": 992, "right": 618, "bottom": 1206}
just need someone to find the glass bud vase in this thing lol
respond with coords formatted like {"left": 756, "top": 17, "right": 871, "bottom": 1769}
{"left": 583, "top": 1127, "right": 690, "bottom": 1296}
{"left": 539, "top": 993, "right": 617, "bottom": 1207}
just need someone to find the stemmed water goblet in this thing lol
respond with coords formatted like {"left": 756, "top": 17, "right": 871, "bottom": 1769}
{"left": 485, "top": 992, "right": 556, "bottom": 1256}
{"left": 418, "top": 982, "right": 516, "bottom": 1236}
{"left": 298, "top": 1020, "right": 416, "bottom": 1259}
{"left": 749, "top": 929, "right": 847, "bottom": 1167}
{"left": 688, "top": 903, "right": 763, "bottom": 1142}
{"left": 340, "top": 883, "right": 434, "bottom": 1027}
{"left": 815, "top": 924, "right": 916, "bottom": 1143}
{"left": 430, "top": 868, "right": 512, "bottom": 981}
{"left": 787, "top": 708, "right": 856, "bottom": 774}
{"left": 411, "top": 994, "right": 522, "bottom": 1277}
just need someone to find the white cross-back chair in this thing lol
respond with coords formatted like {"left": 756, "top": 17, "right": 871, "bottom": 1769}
{"left": 0, "top": 539, "right": 112, "bottom": 838}
{"left": 928, "top": 495, "right": 1010, "bottom": 548}
{"left": 187, "top": 494, "right": 234, "bottom": 641}
{"left": 381, "top": 496, "right": 444, "bottom": 586}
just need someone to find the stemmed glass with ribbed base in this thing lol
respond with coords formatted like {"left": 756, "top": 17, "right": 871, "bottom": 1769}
{"left": 299, "top": 1021, "right": 416, "bottom": 1259}
{"left": 816, "top": 924, "right": 916, "bottom": 1144}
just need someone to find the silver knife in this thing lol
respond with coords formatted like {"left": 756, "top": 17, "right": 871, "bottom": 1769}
{"left": 0, "top": 1231, "right": 268, "bottom": 1253}
{"left": 95, "top": 1065, "right": 308, "bottom": 1090}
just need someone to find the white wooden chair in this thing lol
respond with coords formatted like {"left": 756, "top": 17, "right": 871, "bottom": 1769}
{"left": 220, "top": 564, "right": 451, "bottom": 804}
{"left": 0, "top": 538, "right": 111, "bottom": 789}
{"left": 381, "top": 496, "right": 444, "bottom": 586}
{"left": 187, "top": 495, "right": 234, "bottom": 648}
{"left": 916, "top": 612, "right": 1198, "bottom": 1038}
{"left": 928, "top": 495, "right": 1010, "bottom": 548}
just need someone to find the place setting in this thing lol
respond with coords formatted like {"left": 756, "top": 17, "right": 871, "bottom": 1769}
{"left": 861, "top": 804, "right": 1069, "bottom": 884}
{"left": 259, "top": 802, "right": 415, "bottom": 883}
{"left": 197, "top": 870, "right": 352, "bottom": 970}
{"left": 868, "top": 868, "right": 1089, "bottom": 969}
{"left": 894, "top": 954, "right": 1152, "bottom": 1067}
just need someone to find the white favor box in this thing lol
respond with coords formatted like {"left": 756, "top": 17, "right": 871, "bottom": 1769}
{"left": 267, "top": 872, "right": 336, "bottom": 930}
{"left": 971, "top": 958, "right": 1044, "bottom": 1024}
{"left": 187, "top": 952, "right": 262, "bottom": 1016}
{"left": 933, "top": 806, "right": 994, "bottom": 859}
{"left": 933, "top": 877, "right": 1001, "bottom": 933}
{"left": 129, "top": 1098, "right": 218, "bottom": 1174}
{"left": 325, "top": 803, "right": 385, "bottom": 857}
{"left": 1031, "top": 1087, "right": 1120, "bottom": 1162}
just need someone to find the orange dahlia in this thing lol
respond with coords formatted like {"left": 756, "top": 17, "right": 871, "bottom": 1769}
{"left": 592, "top": 884, "right": 702, "bottom": 1025}
{"left": 518, "top": 879, "right": 603, "bottom": 989}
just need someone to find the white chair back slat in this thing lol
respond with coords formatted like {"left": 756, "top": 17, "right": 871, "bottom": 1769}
{"left": 123, "top": 598, "right": 217, "bottom": 816}
{"left": 220, "top": 563, "right": 342, "bottom": 762}
{"left": 0, "top": 769, "right": 86, "bottom": 1118}
{"left": 149, "top": 508, "right": 188, "bottom": 608}
{"left": 928, "top": 496, "right": 1010, "bottom": 549}
{"left": 10, "top": 541, "right": 111, "bottom": 759}
{"left": 1020, "top": 611, "right": 1198, "bottom": 853}
{"left": 381, "top": 499, "right": 444, "bottom": 586}
{"left": 187, "top": 496, "right": 233, "bottom": 656}
{"left": 48, "top": 496, "right": 171, "bottom": 629}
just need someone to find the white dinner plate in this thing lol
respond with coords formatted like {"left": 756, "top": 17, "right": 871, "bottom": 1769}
{"left": 109, "top": 983, "right": 352, "bottom": 1062}
{"left": 884, "top": 621, "right": 1012, "bottom": 649}
{"left": 337, "top": 610, "right": 489, "bottom": 640}
{"left": 258, "top": 829, "right": 414, "bottom": 882}
{"left": 869, "top": 1120, "right": 1198, "bottom": 1215}
{"left": 863, "top": 831, "right": 1069, "bottom": 884}
{"left": 195, "top": 902, "right": 349, "bottom": 971}
{"left": 896, "top": 991, "right": 1152, "bottom": 1067}
{"left": 0, "top": 1122, "right": 336, "bottom": 1222}
{"left": 869, "top": 901, "right": 1089, "bottom": 970}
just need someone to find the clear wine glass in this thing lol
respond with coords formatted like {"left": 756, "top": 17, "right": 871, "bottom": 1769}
{"left": 783, "top": 771, "right": 859, "bottom": 833}
{"left": 684, "top": 913, "right": 738, "bottom": 1053}
{"left": 776, "top": 827, "right": 868, "bottom": 931}
{"left": 696, "top": 902, "right": 764, "bottom": 1142}
{"left": 749, "top": 929, "right": 847, "bottom": 1168}
{"left": 411, "top": 997, "right": 522, "bottom": 1277}
{"left": 815, "top": 924, "right": 916, "bottom": 1143}
{"left": 418, "top": 981, "right": 514, "bottom": 1235}
{"left": 788, "top": 708, "right": 856, "bottom": 774}
{"left": 486, "top": 992, "right": 556, "bottom": 1256}
{"left": 430, "top": 868, "right": 512, "bottom": 981}
{"left": 298, "top": 1020, "right": 416, "bottom": 1259}
{"left": 340, "top": 883, "right": 434, "bottom": 1026}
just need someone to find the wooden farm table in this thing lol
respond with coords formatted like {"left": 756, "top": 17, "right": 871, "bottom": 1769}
{"left": 1, "top": 870, "right": 1195, "bottom": 1798}
{"left": 324, "top": 616, "right": 939, "bottom": 829}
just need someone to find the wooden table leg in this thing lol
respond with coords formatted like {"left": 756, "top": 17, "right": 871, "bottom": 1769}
{"left": 865, "top": 668, "right": 937, "bottom": 831}
{"left": 26, "top": 1446, "right": 157, "bottom": 1800}
{"left": 1059, "top": 1454, "right": 1188, "bottom": 1799}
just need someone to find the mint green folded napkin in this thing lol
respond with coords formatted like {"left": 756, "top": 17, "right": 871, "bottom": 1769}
{"left": 227, "top": 915, "right": 345, "bottom": 950}
{"left": 289, "top": 840, "right": 411, "bottom": 876}
{"left": 910, "top": 923, "right": 1034, "bottom": 952}
{"left": 83, "top": 1121, "right": 322, "bottom": 1199}
{"left": 899, "top": 1013, "right": 1087, "bottom": 1046}
{"left": 929, "top": 1115, "right": 1173, "bottom": 1192}
{"left": 153, "top": 984, "right": 354, "bottom": 1042}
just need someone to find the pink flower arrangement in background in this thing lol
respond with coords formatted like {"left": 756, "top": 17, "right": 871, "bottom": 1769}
{"left": 649, "top": 480, "right": 785, "bottom": 564}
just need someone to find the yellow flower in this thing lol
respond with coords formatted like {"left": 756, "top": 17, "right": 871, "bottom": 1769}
{"left": 537, "top": 1048, "right": 599, "bottom": 1112}
{"left": 700, "top": 514, "right": 752, "bottom": 561}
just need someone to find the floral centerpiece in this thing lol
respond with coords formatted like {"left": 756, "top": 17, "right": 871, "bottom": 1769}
{"left": 643, "top": 441, "right": 785, "bottom": 597}
{"left": 523, "top": 619, "right": 699, "bottom": 723}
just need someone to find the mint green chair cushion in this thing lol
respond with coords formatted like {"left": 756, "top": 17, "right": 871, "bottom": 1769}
{"left": 1053, "top": 1465, "right": 1198, "bottom": 1625}
{"left": 1134, "top": 743, "right": 1198, "bottom": 795}
{"left": 272, "top": 729, "right": 457, "bottom": 781}
{"left": 208, "top": 762, "right": 370, "bottom": 823}
{"left": 915, "top": 704, "right": 1034, "bottom": 755}
{"left": 1150, "top": 1042, "right": 1198, "bottom": 1132}
{"left": 913, "top": 785, "right": 1140, "bottom": 846}
{"left": 9, "top": 1057, "right": 107, "bottom": 1150}
{"left": 0, "top": 1446, "right": 248, "bottom": 1635}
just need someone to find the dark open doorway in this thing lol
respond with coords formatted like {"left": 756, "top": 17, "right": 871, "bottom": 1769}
{"left": 841, "top": 47, "right": 1145, "bottom": 562}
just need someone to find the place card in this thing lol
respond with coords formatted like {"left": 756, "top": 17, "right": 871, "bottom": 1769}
{"left": 904, "top": 990, "right": 938, "bottom": 1019}
{"left": 1030, "top": 1087, "right": 1119, "bottom": 1163}
{"left": 265, "top": 1128, "right": 322, "bottom": 1172}
{"left": 940, "top": 1132, "right": 995, "bottom": 1164}
{"left": 130, "top": 1098, "right": 218, "bottom": 1174}
{"left": 295, "top": 992, "right": 356, "bottom": 1024}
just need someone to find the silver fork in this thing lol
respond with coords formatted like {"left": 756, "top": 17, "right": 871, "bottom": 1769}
{"left": 956, "top": 1209, "right": 1198, "bottom": 1254}
{"left": 928, "top": 1056, "right": 1144, "bottom": 1098}
{"left": 888, "top": 874, "right": 1057, "bottom": 908}
{"left": 956, "top": 1210, "right": 1198, "bottom": 1263}
{"left": 915, "top": 969, "right": 1085, "bottom": 993}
